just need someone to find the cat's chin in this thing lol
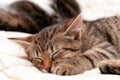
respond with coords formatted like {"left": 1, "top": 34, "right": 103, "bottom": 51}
{"left": 41, "top": 69, "right": 50, "bottom": 73}
{"left": 40, "top": 67, "right": 52, "bottom": 73}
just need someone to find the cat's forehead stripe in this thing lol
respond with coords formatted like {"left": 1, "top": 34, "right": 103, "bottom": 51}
{"left": 35, "top": 26, "right": 59, "bottom": 52}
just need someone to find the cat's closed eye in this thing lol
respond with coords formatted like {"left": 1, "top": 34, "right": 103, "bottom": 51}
{"left": 51, "top": 49, "right": 63, "bottom": 60}
{"left": 63, "top": 48, "right": 79, "bottom": 51}
{"left": 32, "top": 57, "right": 43, "bottom": 67}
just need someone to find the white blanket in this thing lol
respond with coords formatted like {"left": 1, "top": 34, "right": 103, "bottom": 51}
{"left": 0, "top": 31, "right": 120, "bottom": 80}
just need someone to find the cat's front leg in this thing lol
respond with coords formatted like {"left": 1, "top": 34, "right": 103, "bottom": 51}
{"left": 51, "top": 57, "right": 92, "bottom": 75}
{"left": 51, "top": 46, "right": 119, "bottom": 75}
{"left": 52, "top": 63, "right": 78, "bottom": 75}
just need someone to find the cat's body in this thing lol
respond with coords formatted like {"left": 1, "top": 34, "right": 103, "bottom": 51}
{"left": 11, "top": 14, "right": 120, "bottom": 75}
{"left": 0, "top": 0, "right": 57, "bottom": 33}
{"left": 0, "top": 0, "right": 80, "bottom": 33}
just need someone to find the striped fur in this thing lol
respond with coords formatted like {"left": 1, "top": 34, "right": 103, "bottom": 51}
{"left": 10, "top": 14, "right": 120, "bottom": 75}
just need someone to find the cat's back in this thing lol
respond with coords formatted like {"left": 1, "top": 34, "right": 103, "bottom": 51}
{"left": 91, "top": 16, "right": 120, "bottom": 37}
{"left": 88, "top": 16, "right": 120, "bottom": 52}
{"left": 90, "top": 16, "right": 120, "bottom": 32}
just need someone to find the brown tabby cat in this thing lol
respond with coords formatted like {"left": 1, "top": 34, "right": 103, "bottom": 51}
{"left": 0, "top": 0, "right": 80, "bottom": 33}
{"left": 10, "top": 14, "right": 120, "bottom": 75}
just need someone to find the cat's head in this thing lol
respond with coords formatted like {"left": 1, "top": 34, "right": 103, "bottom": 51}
{"left": 9, "top": 14, "right": 85, "bottom": 74}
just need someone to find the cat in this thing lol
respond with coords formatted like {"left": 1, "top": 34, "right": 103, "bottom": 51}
{"left": 9, "top": 14, "right": 120, "bottom": 75}
{"left": 0, "top": 0, "right": 80, "bottom": 33}
{"left": 1, "top": 0, "right": 120, "bottom": 76}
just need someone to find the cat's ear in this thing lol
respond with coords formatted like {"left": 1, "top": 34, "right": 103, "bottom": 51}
{"left": 8, "top": 35, "right": 34, "bottom": 49}
{"left": 62, "top": 14, "right": 83, "bottom": 40}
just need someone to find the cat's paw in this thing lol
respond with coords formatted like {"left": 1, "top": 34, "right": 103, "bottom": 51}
{"left": 99, "top": 60, "right": 120, "bottom": 75}
{"left": 52, "top": 64, "right": 78, "bottom": 75}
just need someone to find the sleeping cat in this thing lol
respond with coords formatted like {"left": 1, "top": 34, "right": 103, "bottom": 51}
{"left": 0, "top": 0, "right": 80, "bottom": 33}
{"left": 10, "top": 14, "right": 120, "bottom": 75}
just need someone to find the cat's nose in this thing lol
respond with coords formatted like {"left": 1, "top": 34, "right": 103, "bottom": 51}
{"left": 45, "top": 67, "right": 51, "bottom": 73}
{"left": 44, "top": 59, "right": 52, "bottom": 73}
